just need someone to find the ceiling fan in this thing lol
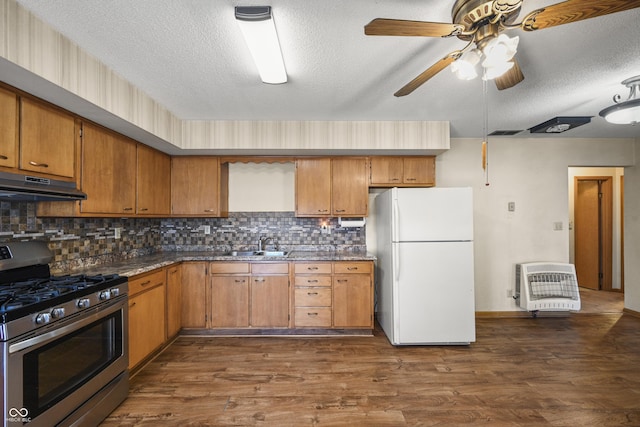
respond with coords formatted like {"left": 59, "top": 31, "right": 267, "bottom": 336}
{"left": 365, "top": 0, "right": 640, "bottom": 97}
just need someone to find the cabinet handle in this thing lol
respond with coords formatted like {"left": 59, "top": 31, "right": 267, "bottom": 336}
{"left": 307, "top": 312, "right": 318, "bottom": 317}
{"left": 317, "top": 209, "right": 329, "bottom": 213}
{"left": 139, "top": 208, "right": 149, "bottom": 212}
{"left": 254, "top": 278, "right": 265, "bottom": 282}
{"left": 169, "top": 269, "right": 178, "bottom": 275}
{"left": 307, "top": 279, "right": 318, "bottom": 283}
{"left": 0, "top": 155, "right": 8, "bottom": 160}
{"left": 140, "top": 280, "right": 151, "bottom": 286}
{"left": 406, "top": 178, "right": 417, "bottom": 181}
{"left": 307, "top": 292, "right": 318, "bottom": 296}
{"left": 337, "top": 279, "right": 348, "bottom": 283}
{"left": 123, "top": 207, "right": 133, "bottom": 211}
{"left": 335, "top": 209, "right": 346, "bottom": 213}
{"left": 347, "top": 267, "right": 358, "bottom": 271}
{"left": 235, "top": 279, "right": 246, "bottom": 283}
{"left": 129, "top": 302, "right": 136, "bottom": 308}
{"left": 307, "top": 267, "right": 318, "bottom": 271}
{"left": 29, "top": 161, "right": 49, "bottom": 168}
{"left": 204, "top": 209, "right": 214, "bottom": 212}
{"left": 390, "top": 178, "right": 400, "bottom": 181}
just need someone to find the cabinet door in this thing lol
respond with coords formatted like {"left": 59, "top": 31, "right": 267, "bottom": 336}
{"left": 181, "top": 262, "right": 207, "bottom": 329}
{"left": 369, "top": 157, "right": 403, "bottom": 186}
{"left": 295, "top": 158, "right": 331, "bottom": 217}
{"left": 172, "top": 156, "right": 227, "bottom": 216}
{"left": 211, "top": 276, "right": 250, "bottom": 327}
{"left": 20, "top": 98, "right": 76, "bottom": 179}
{"left": 128, "top": 284, "right": 166, "bottom": 369}
{"left": 403, "top": 157, "right": 435, "bottom": 186}
{"left": 137, "top": 144, "right": 170, "bottom": 215}
{"left": 251, "top": 275, "right": 289, "bottom": 327}
{"left": 0, "top": 87, "right": 18, "bottom": 169}
{"left": 331, "top": 158, "right": 368, "bottom": 216}
{"left": 333, "top": 274, "right": 373, "bottom": 328}
{"left": 81, "top": 123, "right": 137, "bottom": 214}
{"left": 166, "top": 264, "right": 182, "bottom": 338}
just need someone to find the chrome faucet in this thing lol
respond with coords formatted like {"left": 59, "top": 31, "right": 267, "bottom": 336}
{"left": 258, "top": 236, "right": 274, "bottom": 252}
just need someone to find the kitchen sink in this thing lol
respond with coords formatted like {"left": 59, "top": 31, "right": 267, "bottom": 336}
{"left": 225, "top": 250, "right": 289, "bottom": 257}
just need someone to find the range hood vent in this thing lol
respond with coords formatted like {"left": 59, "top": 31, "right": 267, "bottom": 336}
{"left": 0, "top": 172, "right": 86, "bottom": 201}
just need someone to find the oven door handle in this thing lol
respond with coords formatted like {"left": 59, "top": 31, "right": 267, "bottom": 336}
{"left": 9, "top": 298, "right": 126, "bottom": 354}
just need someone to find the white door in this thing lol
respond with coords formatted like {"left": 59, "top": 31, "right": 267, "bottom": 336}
{"left": 393, "top": 241, "right": 475, "bottom": 344}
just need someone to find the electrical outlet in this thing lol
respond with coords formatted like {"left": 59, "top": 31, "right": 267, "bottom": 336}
{"left": 553, "top": 222, "right": 563, "bottom": 231}
{"left": 321, "top": 224, "right": 330, "bottom": 234}
{"left": 203, "top": 225, "right": 211, "bottom": 235}
{"left": 506, "top": 289, "right": 513, "bottom": 298}
{"left": 114, "top": 227, "right": 121, "bottom": 239}
{"left": 508, "top": 201, "right": 515, "bottom": 212}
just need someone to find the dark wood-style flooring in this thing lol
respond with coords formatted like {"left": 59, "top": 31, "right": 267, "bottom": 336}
{"left": 103, "top": 289, "right": 639, "bottom": 426}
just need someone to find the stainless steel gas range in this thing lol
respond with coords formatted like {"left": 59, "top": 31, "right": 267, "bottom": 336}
{"left": 0, "top": 241, "right": 128, "bottom": 427}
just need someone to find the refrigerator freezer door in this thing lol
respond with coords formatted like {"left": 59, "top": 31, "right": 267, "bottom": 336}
{"left": 392, "top": 241, "right": 475, "bottom": 345}
{"left": 394, "top": 187, "right": 473, "bottom": 242}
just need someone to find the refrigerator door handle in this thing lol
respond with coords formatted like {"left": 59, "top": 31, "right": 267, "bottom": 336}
{"left": 393, "top": 243, "right": 400, "bottom": 282}
{"left": 392, "top": 197, "right": 399, "bottom": 242}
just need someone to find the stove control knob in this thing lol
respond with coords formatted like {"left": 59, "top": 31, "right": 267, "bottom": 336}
{"left": 51, "top": 307, "right": 65, "bottom": 319}
{"left": 77, "top": 298, "right": 91, "bottom": 309}
{"left": 110, "top": 288, "right": 120, "bottom": 297}
{"left": 99, "top": 290, "right": 111, "bottom": 301}
{"left": 35, "top": 313, "right": 51, "bottom": 325}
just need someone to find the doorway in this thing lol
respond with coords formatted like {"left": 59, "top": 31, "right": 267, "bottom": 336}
{"left": 574, "top": 177, "right": 613, "bottom": 291}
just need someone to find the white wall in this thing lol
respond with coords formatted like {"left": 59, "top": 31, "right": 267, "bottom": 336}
{"left": 436, "top": 137, "right": 635, "bottom": 312}
{"left": 623, "top": 140, "right": 640, "bottom": 312}
{"left": 228, "top": 163, "right": 295, "bottom": 212}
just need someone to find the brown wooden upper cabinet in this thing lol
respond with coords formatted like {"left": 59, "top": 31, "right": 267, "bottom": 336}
{"left": 136, "top": 143, "right": 171, "bottom": 215}
{"left": 0, "top": 87, "right": 18, "bottom": 170}
{"left": 295, "top": 157, "right": 368, "bottom": 217}
{"left": 369, "top": 156, "right": 435, "bottom": 187}
{"left": 80, "top": 123, "right": 137, "bottom": 215}
{"left": 19, "top": 97, "right": 77, "bottom": 180}
{"left": 171, "top": 156, "right": 229, "bottom": 217}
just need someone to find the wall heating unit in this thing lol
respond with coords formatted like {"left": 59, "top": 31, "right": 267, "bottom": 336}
{"left": 515, "top": 262, "right": 581, "bottom": 314}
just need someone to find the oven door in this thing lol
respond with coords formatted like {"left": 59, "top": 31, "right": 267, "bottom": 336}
{"left": 4, "top": 296, "right": 128, "bottom": 427}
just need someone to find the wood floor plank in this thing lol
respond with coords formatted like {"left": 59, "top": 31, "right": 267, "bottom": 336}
{"left": 103, "top": 314, "right": 640, "bottom": 426}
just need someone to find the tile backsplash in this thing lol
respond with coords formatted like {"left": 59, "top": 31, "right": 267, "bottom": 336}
{"left": 0, "top": 202, "right": 366, "bottom": 271}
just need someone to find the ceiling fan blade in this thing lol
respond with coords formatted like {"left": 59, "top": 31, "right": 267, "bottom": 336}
{"left": 494, "top": 59, "right": 524, "bottom": 90}
{"left": 394, "top": 53, "right": 460, "bottom": 97}
{"left": 521, "top": 0, "right": 640, "bottom": 31}
{"left": 365, "top": 18, "right": 465, "bottom": 37}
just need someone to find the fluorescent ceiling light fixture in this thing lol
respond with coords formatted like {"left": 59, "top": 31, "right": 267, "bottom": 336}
{"left": 235, "top": 6, "right": 287, "bottom": 84}
{"left": 599, "top": 76, "right": 640, "bottom": 125}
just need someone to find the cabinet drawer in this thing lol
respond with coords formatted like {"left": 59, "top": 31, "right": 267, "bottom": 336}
{"left": 129, "top": 269, "right": 166, "bottom": 297}
{"left": 251, "top": 263, "right": 289, "bottom": 274}
{"left": 294, "top": 276, "right": 332, "bottom": 287}
{"left": 210, "top": 262, "right": 250, "bottom": 274}
{"left": 334, "top": 261, "right": 372, "bottom": 274}
{"left": 294, "top": 262, "right": 332, "bottom": 274}
{"left": 295, "top": 288, "right": 331, "bottom": 307}
{"left": 295, "top": 307, "right": 332, "bottom": 327}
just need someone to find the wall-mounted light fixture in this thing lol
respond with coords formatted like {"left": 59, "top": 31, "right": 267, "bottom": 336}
{"left": 235, "top": 6, "right": 287, "bottom": 84}
{"left": 599, "top": 76, "right": 640, "bottom": 125}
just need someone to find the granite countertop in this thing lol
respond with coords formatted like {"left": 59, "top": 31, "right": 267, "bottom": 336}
{"left": 62, "top": 251, "right": 376, "bottom": 278}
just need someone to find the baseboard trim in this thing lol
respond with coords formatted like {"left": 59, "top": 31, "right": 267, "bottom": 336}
{"left": 623, "top": 308, "right": 640, "bottom": 318}
{"left": 475, "top": 311, "right": 571, "bottom": 318}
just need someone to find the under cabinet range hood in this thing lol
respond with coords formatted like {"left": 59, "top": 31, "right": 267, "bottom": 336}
{"left": 0, "top": 171, "right": 86, "bottom": 201}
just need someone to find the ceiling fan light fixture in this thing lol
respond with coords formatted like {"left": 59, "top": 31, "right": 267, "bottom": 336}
{"left": 482, "top": 60, "right": 514, "bottom": 80}
{"left": 481, "top": 34, "right": 519, "bottom": 67}
{"left": 235, "top": 6, "right": 287, "bottom": 84}
{"left": 451, "top": 48, "right": 481, "bottom": 80}
{"left": 599, "top": 76, "right": 640, "bottom": 125}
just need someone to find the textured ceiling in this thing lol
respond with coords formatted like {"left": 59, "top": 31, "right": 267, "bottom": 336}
{"left": 14, "top": 0, "right": 640, "bottom": 140}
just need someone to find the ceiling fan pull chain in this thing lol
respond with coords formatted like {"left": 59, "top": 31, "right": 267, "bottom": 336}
{"left": 482, "top": 73, "right": 490, "bottom": 186}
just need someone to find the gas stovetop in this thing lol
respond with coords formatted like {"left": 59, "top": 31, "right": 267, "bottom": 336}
{"left": 0, "top": 273, "right": 126, "bottom": 322}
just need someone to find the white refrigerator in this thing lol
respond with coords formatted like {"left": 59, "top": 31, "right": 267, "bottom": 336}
{"left": 374, "top": 187, "right": 475, "bottom": 345}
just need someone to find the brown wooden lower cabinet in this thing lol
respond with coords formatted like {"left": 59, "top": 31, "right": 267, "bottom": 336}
{"left": 128, "top": 268, "right": 166, "bottom": 370}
